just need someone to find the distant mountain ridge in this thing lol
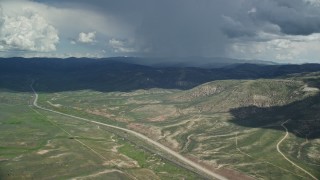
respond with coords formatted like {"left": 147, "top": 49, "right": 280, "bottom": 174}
{"left": 0, "top": 57, "right": 319, "bottom": 93}
{"left": 97, "top": 56, "right": 278, "bottom": 68}
{"left": 0, "top": 56, "right": 277, "bottom": 68}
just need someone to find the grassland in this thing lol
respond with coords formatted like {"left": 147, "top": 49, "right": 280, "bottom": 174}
{"left": 1, "top": 71, "right": 320, "bottom": 179}
{"left": 36, "top": 72, "right": 320, "bottom": 179}
{"left": 0, "top": 90, "right": 201, "bottom": 179}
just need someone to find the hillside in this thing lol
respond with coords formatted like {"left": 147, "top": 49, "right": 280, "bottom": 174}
{"left": 1, "top": 58, "right": 320, "bottom": 179}
{"left": 33, "top": 71, "right": 320, "bottom": 179}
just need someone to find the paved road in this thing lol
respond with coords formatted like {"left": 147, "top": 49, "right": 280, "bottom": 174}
{"left": 30, "top": 83, "right": 227, "bottom": 180}
{"left": 277, "top": 120, "right": 318, "bottom": 180}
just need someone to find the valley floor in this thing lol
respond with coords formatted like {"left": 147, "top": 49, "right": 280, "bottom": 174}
{"left": 1, "top": 72, "right": 320, "bottom": 179}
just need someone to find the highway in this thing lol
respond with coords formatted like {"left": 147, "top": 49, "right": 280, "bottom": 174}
{"left": 30, "top": 82, "right": 227, "bottom": 180}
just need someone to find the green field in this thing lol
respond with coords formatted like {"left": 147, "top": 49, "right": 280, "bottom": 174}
{"left": 1, "top": 72, "right": 320, "bottom": 179}
{"left": 0, "top": 91, "right": 201, "bottom": 179}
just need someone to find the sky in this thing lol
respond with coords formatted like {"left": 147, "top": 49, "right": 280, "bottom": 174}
{"left": 0, "top": 0, "right": 320, "bottom": 63}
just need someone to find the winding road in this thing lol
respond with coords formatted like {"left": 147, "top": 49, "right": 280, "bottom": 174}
{"left": 30, "top": 82, "right": 227, "bottom": 180}
{"left": 277, "top": 120, "right": 318, "bottom": 180}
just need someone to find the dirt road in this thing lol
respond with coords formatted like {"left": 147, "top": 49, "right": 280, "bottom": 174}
{"left": 277, "top": 120, "right": 318, "bottom": 180}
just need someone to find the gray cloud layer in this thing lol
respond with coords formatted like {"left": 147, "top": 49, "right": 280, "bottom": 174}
{"left": 35, "top": 0, "right": 320, "bottom": 58}
{"left": 1, "top": 0, "right": 319, "bottom": 62}
{"left": 252, "top": 0, "right": 320, "bottom": 35}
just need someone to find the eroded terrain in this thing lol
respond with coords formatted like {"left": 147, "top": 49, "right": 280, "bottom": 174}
{"left": 38, "top": 73, "right": 320, "bottom": 179}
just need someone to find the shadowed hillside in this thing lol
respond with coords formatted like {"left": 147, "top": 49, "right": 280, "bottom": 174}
{"left": 230, "top": 74, "right": 320, "bottom": 139}
{"left": 230, "top": 93, "right": 320, "bottom": 139}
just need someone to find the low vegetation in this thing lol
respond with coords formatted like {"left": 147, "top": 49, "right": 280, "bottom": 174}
{"left": 1, "top": 58, "right": 320, "bottom": 179}
{"left": 36, "top": 72, "right": 320, "bottom": 179}
{"left": 0, "top": 90, "right": 201, "bottom": 179}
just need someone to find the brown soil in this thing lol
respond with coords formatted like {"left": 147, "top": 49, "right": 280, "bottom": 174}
{"left": 186, "top": 155, "right": 255, "bottom": 180}
{"left": 85, "top": 108, "right": 130, "bottom": 122}
{"left": 127, "top": 123, "right": 162, "bottom": 140}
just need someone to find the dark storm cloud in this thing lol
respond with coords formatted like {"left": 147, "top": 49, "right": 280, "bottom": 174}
{"left": 220, "top": 0, "right": 320, "bottom": 38}
{"left": 221, "top": 15, "right": 258, "bottom": 38}
{"left": 36, "top": 0, "right": 240, "bottom": 57}
{"left": 251, "top": 0, "right": 320, "bottom": 35}
{"left": 35, "top": 0, "right": 320, "bottom": 57}
{"left": 133, "top": 0, "right": 237, "bottom": 57}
